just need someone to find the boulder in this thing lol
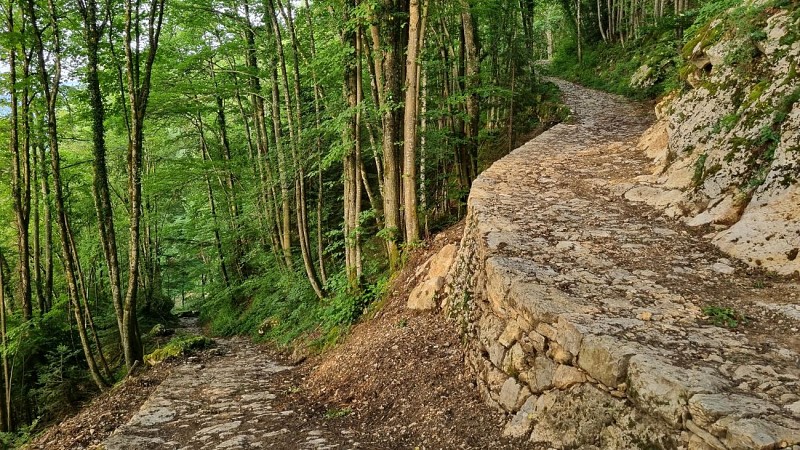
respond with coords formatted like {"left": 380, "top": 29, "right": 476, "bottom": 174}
{"left": 406, "top": 276, "right": 445, "bottom": 310}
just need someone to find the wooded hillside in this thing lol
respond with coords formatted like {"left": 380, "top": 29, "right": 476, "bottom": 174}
{"left": 1, "top": 0, "right": 794, "bottom": 445}
{"left": 0, "top": 0, "right": 563, "bottom": 441}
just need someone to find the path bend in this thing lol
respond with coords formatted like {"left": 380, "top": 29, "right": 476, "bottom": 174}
{"left": 450, "top": 79, "right": 800, "bottom": 449}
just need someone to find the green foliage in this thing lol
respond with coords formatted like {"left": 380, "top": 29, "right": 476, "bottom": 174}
{"left": 702, "top": 305, "right": 748, "bottom": 328}
{"left": 145, "top": 335, "right": 212, "bottom": 365}
{"left": 190, "top": 249, "right": 391, "bottom": 354}
{"left": 547, "top": 23, "right": 685, "bottom": 100}
{"left": 546, "top": 0, "right": 795, "bottom": 101}
{"left": 29, "top": 345, "right": 87, "bottom": 419}
{"left": 323, "top": 407, "right": 352, "bottom": 419}
{"left": 0, "top": 418, "right": 39, "bottom": 448}
{"left": 692, "top": 153, "right": 709, "bottom": 188}
{"left": 0, "top": 0, "right": 565, "bottom": 441}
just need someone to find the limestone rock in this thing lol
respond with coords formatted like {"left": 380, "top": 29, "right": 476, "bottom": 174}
{"left": 627, "top": 355, "right": 729, "bottom": 427}
{"left": 428, "top": 244, "right": 457, "bottom": 279}
{"left": 406, "top": 276, "right": 445, "bottom": 310}
{"left": 722, "top": 417, "right": 800, "bottom": 450}
{"left": 624, "top": 186, "right": 684, "bottom": 208}
{"left": 631, "top": 11, "right": 800, "bottom": 275}
{"left": 498, "top": 319, "right": 523, "bottom": 347}
{"left": 524, "top": 357, "right": 555, "bottom": 393}
{"left": 498, "top": 378, "right": 530, "bottom": 412}
{"left": 553, "top": 365, "right": 586, "bottom": 389}
{"left": 577, "top": 335, "right": 636, "bottom": 388}
{"left": 630, "top": 64, "right": 655, "bottom": 89}
{"left": 503, "top": 395, "right": 537, "bottom": 438}
{"left": 445, "top": 74, "right": 800, "bottom": 449}
{"left": 688, "top": 393, "right": 781, "bottom": 427}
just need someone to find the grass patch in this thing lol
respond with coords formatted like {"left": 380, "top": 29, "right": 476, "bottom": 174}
{"left": 323, "top": 407, "right": 352, "bottom": 419}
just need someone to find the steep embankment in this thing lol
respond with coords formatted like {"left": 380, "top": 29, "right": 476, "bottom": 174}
{"left": 444, "top": 79, "right": 800, "bottom": 448}
{"left": 629, "top": 5, "right": 800, "bottom": 276}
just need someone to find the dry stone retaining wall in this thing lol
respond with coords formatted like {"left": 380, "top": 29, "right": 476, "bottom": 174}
{"left": 444, "top": 80, "right": 800, "bottom": 449}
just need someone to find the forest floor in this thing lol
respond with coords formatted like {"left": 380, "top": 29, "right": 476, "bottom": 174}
{"left": 27, "top": 225, "right": 533, "bottom": 450}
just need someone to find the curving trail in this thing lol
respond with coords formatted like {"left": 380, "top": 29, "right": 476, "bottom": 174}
{"left": 452, "top": 79, "right": 800, "bottom": 448}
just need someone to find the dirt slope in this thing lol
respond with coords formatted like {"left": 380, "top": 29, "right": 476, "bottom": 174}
{"left": 27, "top": 224, "right": 530, "bottom": 450}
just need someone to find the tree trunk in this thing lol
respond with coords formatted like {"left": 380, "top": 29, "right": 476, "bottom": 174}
{"left": 369, "top": 0, "right": 407, "bottom": 269}
{"left": 342, "top": 1, "right": 361, "bottom": 286}
{"left": 271, "top": 0, "right": 324, "bottom": 298}
{"left": 122, "top": 0, "right": 165, "bottom": 369}
{"left": 196, "top": 116, "right": 231, "bottom": 288}
{"left": 268, "top": 65, "right": 295, "bottom": 270}
{"left": 25, "top": 0, "right": 110, "bottom": 391}
{"left": 79, "top": 0, "right": 127, "bottom": 348}
{"left": 210, "top": 73, "right": 243, "bottom": 278}
{"left": 598, "top": 0, "right": 608, "bottom": 41}
{"left": 461, "top": 0, "right": 480, "bottom": 187}
{"left": 8, "top": 4, "right": 33, "bottom": 321}
{"left": 242, "top": 1, "right": 283, "bottom": 259}
{"left": 302, "top": 0, "right": 329, "bottom": 285}
{"left": 402, "top": 0, "right": 423, "bottom": 244}
{"left": 577, "top": 0, "right": 583, "bottom": 63}
{"left": 0, "top": 249, "right": 12, "bottom": 431}
{"left": 39, "top": 142, "right": 53, "bottom": 313}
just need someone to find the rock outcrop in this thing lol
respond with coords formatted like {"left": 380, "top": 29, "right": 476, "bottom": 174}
{"left": 407, "top": 244, "right": 458, "bottom": 310}
{"left": 446, "top": 79, "right": 800, "bottom": 449}
{"left": 631, "top": 6, "right": 800, "bottom": 276}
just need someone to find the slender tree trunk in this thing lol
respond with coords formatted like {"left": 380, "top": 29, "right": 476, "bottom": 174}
{"left": 576, "top": 0, "right": 583, "bottom": 63}
{"left": 196, "top": 116, "right": 231, "bottom": 288}
{"left": 342, "top": 1, "right": 361, "bottom": 285}
{"left": 25, "top": 0, "right": 109, "bottom": 390}
{"left": 271, "top": 0, "right": 324, "bottom": 297}
{"left": 38, "top": 142, "right": 53, "bottom": 312}
{"left": 242, "top": 3, "right": 283, "bottom": 258}
{"left": 402, "top": 0, "right": 423, "bottom": 244}
{"left": 420, "top": 71, "right": 428, "bottom": 237}
{"left": 0, "top": 249, "right": 11, "bottom": 431}
{"left": 33, "top": 137, "right": 44, "bottom": 316}
{"left": 8, "top": 4, "right": 33, "bottom": 321}
{"left": 121, "top": 0, "right": 165, "bottom": 369}
{"left": 302, "top": 0, "right": 329, "bottom": 285}
{"left": 369, "top": 0, "right": 406, "bottom": 269}
{"left": 598, "top": 0, "right": 608, "bottom": 41}
{"left": 461, "top": 0, "right": 480, "bottom": 187}
{"left": 268, "top": 66, "right": 295, "bottom": 270}
{"left": 79, "top": 0, "right": 126, "bottom": 347}
{"left": 209, "top": 65, "right": 244, "bottom": 278}
{"left": 67, "top": 222, "right": 113, "bottom": 380}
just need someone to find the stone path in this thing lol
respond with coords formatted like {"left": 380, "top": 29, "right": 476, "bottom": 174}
{"left": 449, "top": 79, "right": 800, "bottom": 448}
{"left": 102, "top": 320, "right": 350, "bottom": 450}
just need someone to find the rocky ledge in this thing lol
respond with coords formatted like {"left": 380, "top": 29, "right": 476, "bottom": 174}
{"left": 444, "top": 80, "right": 800, "bottom": 449}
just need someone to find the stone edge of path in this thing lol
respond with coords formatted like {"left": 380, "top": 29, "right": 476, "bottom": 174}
{"left": 443, "top": 81, "right": 800, "bottom": 450}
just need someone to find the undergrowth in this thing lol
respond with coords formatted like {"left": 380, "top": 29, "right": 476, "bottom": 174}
{"left": 188, "top": 251, "right": 391, "bottom": 354}
{"left": 545, "top": 0, "right": 797, "bottom": 100}
{"left": 545, "top": 15, "right": 691, "bottom": 100}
